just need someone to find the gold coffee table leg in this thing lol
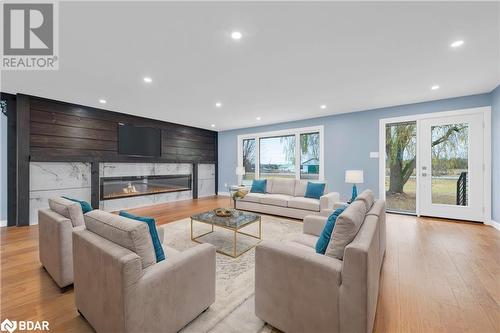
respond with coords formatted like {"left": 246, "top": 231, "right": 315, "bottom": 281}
{"left": 234, "top": 230, "right": 237, "bottom": 257}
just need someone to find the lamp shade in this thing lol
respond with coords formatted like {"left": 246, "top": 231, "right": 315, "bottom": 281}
{"left": 345, "top": 170, "right": 364, "bottom": 184}
{"left": 236, "top": 166, "right": 246, "bottom": 176}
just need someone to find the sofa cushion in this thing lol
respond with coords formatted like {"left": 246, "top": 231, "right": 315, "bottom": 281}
{"left": 250, "top": 179, "right": 267, "bottom": 193}
{"left": 292, "top": 233, "right": 319, "bottom": 249}
{"left": 48, "top": 197, "right": 85, "bottom": 227}
{"left": 325, "top": 200, "right": 367, "bottom": 260}
{"left": 62, "top": 196, "right": 93, "bottom": 214}
{"left": 240, "top": 192, "right": 266, "bottom": 203}
{"left": 270, "top": 178, "right": 296, "bottom": 196}
{"left": 304, "top": 182, "right": 326, "bottom": 199}
{"left": 119, "top": 211, "right": 165, "bottom": 263}
{"left": 265, "top": 178, "right": 274, "bottom": 193}
{"left": 260, "top": 194, "right": 292, "bottom": 207}
{"left": 287, "top": 197, "right": 320, "bottom": 211}
{"left": 84, "top": 210, "right": 156, "bottom": 269}
{"left": 294, "top": 180, "right": 308, "bottom": 197}
{"left": 315, "top": 206, "right": 346, "bottom": 254}
{"left": 366, "top": 199, "right": 385, "bottom": 217}
{"left": 355, "top": 189, "right": 374, "bottom": 211}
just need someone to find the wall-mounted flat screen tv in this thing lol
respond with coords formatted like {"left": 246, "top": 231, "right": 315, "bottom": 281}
{"left": 118, "top": 125, "right": 161, "bottom": 157}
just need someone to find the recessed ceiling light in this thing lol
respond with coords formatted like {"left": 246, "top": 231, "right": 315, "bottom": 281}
{"left": 320, "top": 105, "right": 327, "bottom": 109}
{"left": 215, "top": 102, "right": 222, "bottom": 108}
{"left": 99, "top": 99, "right": 106, "bottom": 104}
{"left": 431, "top": 84, "right": 440, "bottom": 90}
{"left": 256, "top": 116, "right": 261, "bottom": 121}
{"left": 231, "top": 31, "right": 242, "bottom": 40}
{"left": 143, "top": 77, "right": 152, "bottom": 83}
{"left": 450, "top": 40, "right": 464, "bottom": 48}
{"left": 211, "top": 124, "right": 216, "bottom": 128}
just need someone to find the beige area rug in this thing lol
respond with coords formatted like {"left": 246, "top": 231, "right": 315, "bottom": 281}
{"left": 161, "top": 215, "right": 303, "bottom": 333}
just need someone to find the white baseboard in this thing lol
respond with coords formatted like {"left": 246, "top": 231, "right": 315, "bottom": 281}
{"left": 217, "top": 192, "right": 230, "bottom": 196}
{"left": 0, "top": 220, "right": 7, "bottom": 227}
{"left": 485, "top": 219, "right": 500, "bottom": 231}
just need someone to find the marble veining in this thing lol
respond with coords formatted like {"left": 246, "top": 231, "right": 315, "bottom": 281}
{"left": 30, "top": 162, "right": 91, "bottom": 225}
{"left": 30, "top": 162, "right": 91, "bottom": 191}
{"left": 198, "top": 164, "right": 216, "bottom": 197}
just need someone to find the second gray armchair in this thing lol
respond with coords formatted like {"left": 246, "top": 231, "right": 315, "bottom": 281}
{"left": 73, "top": 210, "right": 216, "bottom": 333}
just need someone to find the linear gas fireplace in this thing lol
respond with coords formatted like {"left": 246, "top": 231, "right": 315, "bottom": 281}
{"left": 100, "top": 174, "right": 192, "bottom": 200}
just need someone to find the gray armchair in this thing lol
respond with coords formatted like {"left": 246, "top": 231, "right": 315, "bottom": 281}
{"left": 255, "top": 195, "right": 386, "bottom": 333}
{"left": 73, "top": 210, "right": 216, "bottom": 333}
{"left": 38, "top": 197, "right": 86, "bottom": 288}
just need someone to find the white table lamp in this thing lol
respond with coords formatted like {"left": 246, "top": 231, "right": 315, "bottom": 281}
{"left": 345, "top": 170, "right": 364, "bottom": 201}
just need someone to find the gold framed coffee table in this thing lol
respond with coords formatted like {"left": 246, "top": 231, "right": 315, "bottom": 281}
{"left": 190, "top": 209, "right": 262, "bottom": 258}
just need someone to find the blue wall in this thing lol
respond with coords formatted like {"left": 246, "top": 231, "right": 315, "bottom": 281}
{"left": 218, "top": 93, "right": 493, "bottom": 204}
{"left": 492, "top": 85, "right": 500, "bottom": 222}
{"left": 1, "top": 113, "right": 7, "bottom": 221}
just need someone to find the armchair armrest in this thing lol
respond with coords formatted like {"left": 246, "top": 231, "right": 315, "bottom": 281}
{"left": 303, "top": 215, "right": 328, "bottom": 236}
{"left": 38, "top": 209, "right": 75, "bottom": 288}
{"left": 255, "top": 241, "right": 342, "bottom": 332}
{"left": 127, "top": 243, "right": 216, "bottom": 333}
{"left": 320, "top": 192, "right": 340, "bottom": 211}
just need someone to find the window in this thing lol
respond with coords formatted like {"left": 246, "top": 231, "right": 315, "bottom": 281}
{"left": 242, "top": 138, "right": 256, "bottom": 185}
{"left": 260, "top": 135, "right": 296, "bottom": 179}
{"left": 237, "top": 126, "right": 323, "bottom": 184}
{"left": 300, "top": 132, "right": 320, "bottom": 180}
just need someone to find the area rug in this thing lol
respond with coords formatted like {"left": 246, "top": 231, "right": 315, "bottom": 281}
{"left": 160, "top": 215, "right": 303, "bottom": 333}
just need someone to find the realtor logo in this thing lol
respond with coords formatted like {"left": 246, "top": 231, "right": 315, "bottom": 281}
{"left": 1, "top": 1, "right": 59, "bottom": 70}
{"left": 0, "top": 319, "right": 17, "bottom": 333}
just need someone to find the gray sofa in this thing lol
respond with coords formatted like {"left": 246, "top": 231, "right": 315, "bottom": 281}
{"left": 236, "top": 178, "right": 340, "bottom": 219}
{"left": 255, "top": 191, "right": 386, "bottom": 333}
{"left": 38, "top": 197, "right": 86, "bottom": 288}
{"left": 73, "top": 210, "right": 216, "bottom": 333}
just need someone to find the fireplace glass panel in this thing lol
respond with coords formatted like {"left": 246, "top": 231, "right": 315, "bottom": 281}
{"left": 100, "top": 174, "right": 192, "bottom": 200}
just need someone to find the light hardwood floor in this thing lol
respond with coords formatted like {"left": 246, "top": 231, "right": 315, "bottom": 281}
{"left": 1, "top": 196, "right": 499, "bottom": 332}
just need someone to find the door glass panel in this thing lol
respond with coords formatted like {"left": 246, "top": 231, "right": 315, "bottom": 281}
{"left": 300, "top": 132, "right": 320, "bottom": 180}
{"left": 385, "top": 122, "right": 417, "bottom": 213}
{"left": 431, "top": 123, "right": 468, "bottom": 205}
{"left": 242, "top": 139, "right": 256, "bottom": 186}
{"left": 259, "top": 135, "right": 296, "bottom": 179}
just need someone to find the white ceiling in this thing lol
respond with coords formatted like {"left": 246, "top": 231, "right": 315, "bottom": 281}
{"left": 2, "top": 1, "right": 499, "bottom": 131}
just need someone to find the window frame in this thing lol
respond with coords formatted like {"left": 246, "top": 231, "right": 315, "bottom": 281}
{"left": 237, "top": 125, "right": 324, "bottom": 185}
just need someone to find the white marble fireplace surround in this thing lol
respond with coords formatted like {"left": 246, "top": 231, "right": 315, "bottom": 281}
{"left": 99, "top": 162, "right": 194, "bottom": 212}
{"left": 29, "top": 162, "right": 216, "bottom": 225}
{"left": 30, "top": 162, "right": 91, "bottom": 225}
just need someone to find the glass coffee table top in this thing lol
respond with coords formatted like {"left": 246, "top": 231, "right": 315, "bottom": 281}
{"left": 191, "top": 209, "right": 260, "bottom": 230}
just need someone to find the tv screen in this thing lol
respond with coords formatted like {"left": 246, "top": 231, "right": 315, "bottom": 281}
{"left": 118, "top": 125, "right": 161, "bottom": 157}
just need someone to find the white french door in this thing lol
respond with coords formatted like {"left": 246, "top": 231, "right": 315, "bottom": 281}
{"left": 419, "top": 113, "right": 485, "bottom": 221}
{"left": 381, "top": 107, "right": 490, "bottom": 223}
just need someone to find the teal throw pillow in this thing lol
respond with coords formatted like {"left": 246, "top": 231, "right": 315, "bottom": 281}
{"left": 315, "top": 206, "right": 347, "bottom": 254}
{"left": 119, "top": 211, "right": 165, "bottom": 263}
{"left": 304, "top": 182, "right": 326, "bottom": 200}
{"left": 250, "top": 179, "right": 267, "bottom": 193}
{"left": 62, "top": 196, "right": 93, "bottom": 214}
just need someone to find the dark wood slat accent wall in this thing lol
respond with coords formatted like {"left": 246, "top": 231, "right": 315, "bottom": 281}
{"left": 16, "top": 95, "right": 30, "bottom": 226}
{"left": 9, "top": 94, "right": 217, "bottom": 227}
{"left": 28, "top": 96, "right": 217, "bottom": 163}
{"left": 2, "top": 93, "right": 17, "bottom": 227}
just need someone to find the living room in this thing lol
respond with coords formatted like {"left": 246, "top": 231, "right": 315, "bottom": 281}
{"left": 1, "top": 1, "right": 499, "bottom": 333}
